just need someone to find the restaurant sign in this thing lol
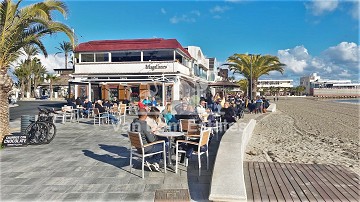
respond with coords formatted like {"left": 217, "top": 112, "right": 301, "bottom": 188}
{"left": 2, "top": 135, "right": 28, "bottom": 147}
{"left": 145, "top": 64, "right": 167, "bottom": 71}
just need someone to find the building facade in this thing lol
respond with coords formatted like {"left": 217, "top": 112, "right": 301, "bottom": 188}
{"left": 300, "top": 73, "right": 360, "bottom": 97}
{"left": 70, "top": 38, "right": 215, "bottom": 105}
{"left": 257, "top": 79, "right": 293, "bottom": 96}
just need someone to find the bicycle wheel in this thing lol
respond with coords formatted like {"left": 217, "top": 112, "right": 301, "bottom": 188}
{"left": 25, "top": 122, "right": 49, "bottom": 144}
{"left": 45, "top": 122, "right": 56, "bottom": 143}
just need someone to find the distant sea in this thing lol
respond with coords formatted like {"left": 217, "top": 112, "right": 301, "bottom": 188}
{"left": 333, "top": 98, "right": 360, "bottom": 105}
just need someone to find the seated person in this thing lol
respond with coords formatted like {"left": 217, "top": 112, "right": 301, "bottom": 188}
{"left": 220, "top": 101, "right": 236, "bottom": 123}
{"left": 146, "top": 107, "right": 167, "bottom": 134}
{"left": 112, "top": 97, "right": 120, "bottom": 105}
{"left": 75, "top": 97, "right": 84, "bottom": 106}
{"left": 95, "top": 100, "right": 119, "bottom": 124}
{"left": 103, "top": 100, "right": 112, "bottom": 109}
{"left": 150, "top": 96, "right": 158, "bottom": 106}
{"left": 195, "top": 100, "right": 206, "bottom": 115}
{"left": 82, "top": 97, "right": 92, "bottom": 117}
{"left": 138, "top": 98, "right": 146, "bottom": 109}
{"left": 142, "top": 96, "right": 151, "bottom": 106}
{"left": 163, "top": 103, "right": 177, "bottom": 124}
{"left": 130, "top": 108, "right": 164, "bottom": 171}
{"left": 123, "top": 98, "right": 130, "bottom": 106}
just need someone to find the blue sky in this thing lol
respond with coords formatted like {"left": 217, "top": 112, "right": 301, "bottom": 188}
{"left": 26, "top": 0, "right": 359, "bottom": 84}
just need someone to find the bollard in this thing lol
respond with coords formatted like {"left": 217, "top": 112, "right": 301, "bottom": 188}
{"left": 21, "top": 115, "right": 35, "bottom": 135}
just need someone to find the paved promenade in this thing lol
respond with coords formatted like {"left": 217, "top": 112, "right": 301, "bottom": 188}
{"left": 1, "top": 114, "right": 244, "bottom": 201}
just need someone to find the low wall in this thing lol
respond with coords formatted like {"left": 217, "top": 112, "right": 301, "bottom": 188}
{"left": 209, "top": 119, "right": 256, "bottom": 202}
{"left": 266, "top": 103, "right": 276, "bottom": 112}
{"left": 313, "top": 88, "right": 360, "bottom": 97}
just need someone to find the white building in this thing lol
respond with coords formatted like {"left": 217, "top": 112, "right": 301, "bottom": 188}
{"left": 70, "top": 38, "right": 216, "bottom": 105}
{"left": 257, "top": 79, "right": 293, "bottom": 96}
{"left": 300, "top": 73, "right": 360, "bottom": 97}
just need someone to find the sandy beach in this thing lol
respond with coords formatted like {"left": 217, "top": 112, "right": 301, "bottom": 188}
{"left": 245, "top": 97, "right": 360, "bottom": 175}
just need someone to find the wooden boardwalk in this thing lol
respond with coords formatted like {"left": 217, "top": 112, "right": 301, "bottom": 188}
{"left": 244, "top": 161, "right": 359, "bottom": 202}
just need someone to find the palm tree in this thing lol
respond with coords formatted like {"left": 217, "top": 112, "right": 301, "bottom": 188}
{"left": 0, "top": 0, "right": 75, "bottom": 139}
{"left": 227, "top": 54, "right": 285, "bottom": 99}
{"left": 55, "top": 41, "right": 73, "bottom": 69}
{"left": 46, "top": 74, "right": 59, "bottom": 100}
{"left": 31, "top": 58, "right": 47, "bottom": 98}
{"left": 237, "top": 79, "right": 248, "bottom": 96}
{"left": 13, "top": 61, "right": 27, "bottom": 99}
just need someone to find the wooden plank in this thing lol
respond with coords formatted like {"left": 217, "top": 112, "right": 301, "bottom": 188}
{"left": 328, "top": 164, "right": 359, "bottom": 188}
{"left": 339, "top": 165, "right": 360, "bottom": 182}
{"left": 278, "top": 163, "right": 309, "bottom": 202}
{"left": 295, "top": 163, "right": 333, "bottom": 201}
{"left": 302, "top": 163, "right": 342, "bottom": 201}
{"left": 260, "top": 162, "right": 285, "bottom": 202}
{"left": 248, "top": 161, "right": 262, "bottom": 202}
{"left": 244, "top": 162, "right": 254, "bottom": 202}
{"left": 288, "top": 163, "right": 324, "bottom": 202}
{"left": 285, "top": 163, "right": 317, "bottom": 202}
{"left": 311, "top": 164, "right": 350, "bottom": 201}
{"left": 273, "top": 163, "right": 301, "bottom": 202}
{"left": 324, "top": 165, "right": 359, "bottom": 199}
{"left": 254, "top": 162, "right": 270, "bottom": 201}
{"left": 268, "top": 163, "right": 293, "bottom": 201}
{"left": 316, "top": 164, "right": 358, "bottom": 201}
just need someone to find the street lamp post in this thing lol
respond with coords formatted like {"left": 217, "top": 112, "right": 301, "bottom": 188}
{"left": 249, "top": 54, "right": 253, "bottom": 100}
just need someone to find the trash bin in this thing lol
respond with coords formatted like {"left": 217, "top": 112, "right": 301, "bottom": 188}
{"left": 21, "top": 115, "right": 35, "bottom": 135}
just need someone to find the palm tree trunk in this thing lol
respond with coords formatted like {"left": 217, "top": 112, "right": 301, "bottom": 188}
{"left": 0, "top": 72, "right": 13, "bottom": 140}
{"left": 65, "top": 53, "right": 68, "bottom": 69}
{"left": 33, "top": 79, "right": 38, "bottom": 98}
{"left": 21, "top": 80, "right": 25, "bottom": 99}
{"left": 252, "top": 79, "right": 257, "bottom": 99}
{"left": 27, "top": 77, "right": 31, "bottom": 98}
{"left": 49, "top": 82, "right": 53, "bottom": 100}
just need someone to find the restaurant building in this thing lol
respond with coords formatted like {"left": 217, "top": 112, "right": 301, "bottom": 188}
{"left": 70, "top": 38, "right": 215, "bottom": 105}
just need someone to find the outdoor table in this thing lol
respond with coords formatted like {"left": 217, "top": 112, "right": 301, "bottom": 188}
{"left": 156, "top": 132, "right": 184, "bottom": 167}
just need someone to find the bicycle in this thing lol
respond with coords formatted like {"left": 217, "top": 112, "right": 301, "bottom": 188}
{"left": 25, "top": 108, "right": 57, "bottom": 144}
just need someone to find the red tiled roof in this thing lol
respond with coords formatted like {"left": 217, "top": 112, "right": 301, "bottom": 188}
{"left": 74, "top": 38, "right": 192, "bottom": 58}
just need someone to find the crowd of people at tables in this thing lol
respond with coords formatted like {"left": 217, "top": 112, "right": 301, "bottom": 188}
{"left": 66, "top": 92, "right": 271, "bottom": 172}
{"left": 128, "top": 92, "right": 271, "bottom": 172}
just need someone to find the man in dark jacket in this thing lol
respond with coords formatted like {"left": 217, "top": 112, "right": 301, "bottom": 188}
{"left": 130, "top": 108, "right": 163, "bottom": 171}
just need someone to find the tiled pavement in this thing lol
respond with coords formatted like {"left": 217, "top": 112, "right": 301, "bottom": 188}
{"left": 1, "top": 114, "right": 247, "bottom": 202}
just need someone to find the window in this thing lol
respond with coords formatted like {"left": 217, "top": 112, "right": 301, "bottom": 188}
{"left": 111, "top": 52, "right": 141, "bottom": 62}
{"left": 81, "top": 53, "right": 94, "bottom": 62}
{"left": 143, "top": 50, "right": 173, "bottom": 61}
{"left": 95, "top": 53, "right": 109, "bottom": 62}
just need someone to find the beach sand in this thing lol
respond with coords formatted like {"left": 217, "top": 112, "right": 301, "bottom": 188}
{"left": 245, "top": 97, "right": 360, "bottom": 175}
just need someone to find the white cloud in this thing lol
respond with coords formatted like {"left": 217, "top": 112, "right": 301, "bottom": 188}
{"left": 306, "top": 0, "right": 339, "bottom": 16}
{"left": 210, "top": 5, "right": 230, "bottom": 13}
{"left": 191, "top": 10, "right": 201, "bottom": 17}
{"left": 277, "top": 42, "right": 360, "bottom": 83}
{"left": 213, "top": 15, "right": 221, "bottom": 19}
{"left": 277, "top": 45, "right": 310, "bottom": 73}
{"left": 350, "top": 2, "right": 359, "bottom": 20}
{"left": 161, "top": 8, "right": 166, "bottom": 14}
{"left": 170, "top": 15, "right": 196, "bottom": 24}
{"left": 323, "top": 42, "right": 359, "bottom": 63}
